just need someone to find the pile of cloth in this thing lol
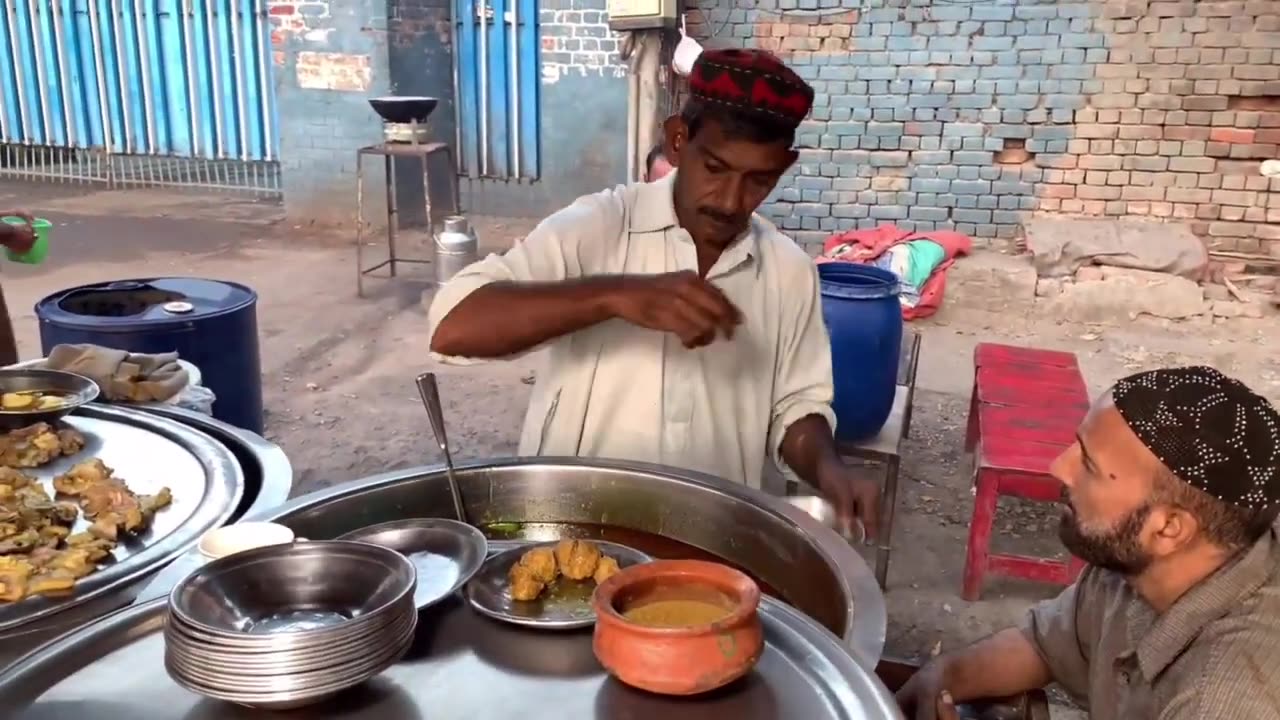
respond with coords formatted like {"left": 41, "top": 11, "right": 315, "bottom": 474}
{"left": 815, "top": 224, "right": 972, "bottom": 320}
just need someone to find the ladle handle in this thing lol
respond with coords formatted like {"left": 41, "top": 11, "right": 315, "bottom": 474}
{"left": 416, "top": 372, "right": 467, "bottom": 523}
{"left": 416, "top": 372, "right": 451, "bottom": 460}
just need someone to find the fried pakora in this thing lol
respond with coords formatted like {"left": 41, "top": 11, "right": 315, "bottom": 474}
{"left": 516, "top": 546, "right": 559, "bottom": 584}
{"left": 554, "top": 539, "right": 602, "bottom": 580}
{"left": 0, "top": 424, "right": 86, "bottom": 468}
{"left": 506, "top": 540, "right": 622, "bottom": 602}
{"left": 593, "top": 555, "right": 621, "bottom": 584}
{"left": 508, "top": 564, "right": 546, "bottom": 601}
{"left": 54, "top": 459, "right": 172, "bottom": 542}
{"left": 0, "top": 425, "right": 173, "bottom": 604}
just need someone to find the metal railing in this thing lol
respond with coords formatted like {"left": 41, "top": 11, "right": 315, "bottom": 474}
{"left": 0, "top": 0, "right": 280, "bottom": 197}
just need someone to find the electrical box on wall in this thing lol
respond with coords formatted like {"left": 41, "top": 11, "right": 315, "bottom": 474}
{"left": 606, "top": 0, "right": 679, "bottom": 31}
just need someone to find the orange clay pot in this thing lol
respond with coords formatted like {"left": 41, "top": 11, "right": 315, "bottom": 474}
{"left": 592, "top": 559, "right": 764, "bottom": 696}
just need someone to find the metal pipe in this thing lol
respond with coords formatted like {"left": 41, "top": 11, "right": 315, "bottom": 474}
{"left": 88, "top": 0, "right": 114, "bottom": 152}
{"left": 205, "top": 0, "right": 224, "bottom": 157}
{"left": 6, "top": 3, "right": 31, "bottom": 144}
{"left": 133, "top": 0, "right": 155, "bottom": 153}
{"left": 253, "top": 0, "right": 273, "bottom": 161}
{"left": 51, "top": 0, "right": 73, "bottom": 148}
{"left": 109, "top": 0, "right": 132, "bottom": 154}
{"left": 478, "top": 0, "right": 488, "bottom": 177}
{"left": 509, "top": 0, "right": 519, "bottom": 179}
{"left": 27, "top": 0, "right": 52, "bottom": 144}
{"left": 230, "top": 0, "right": 247, "bottom": 161}
{"left": 448, "top": 0, "right": 461, "bottom": 173}
{"left": 181, "top": 0, "right": 201, "bottom": 156}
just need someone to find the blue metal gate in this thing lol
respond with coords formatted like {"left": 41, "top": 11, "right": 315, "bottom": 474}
{"left": 454, "top": 0, "right": 539, "bottom": 180}
{"left": 0, "top": 0, "right": 279, "bottom": 194}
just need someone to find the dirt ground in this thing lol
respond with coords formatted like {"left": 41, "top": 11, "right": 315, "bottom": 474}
{"left": 3, "top": 181, "right": 1279, "bottom": 713}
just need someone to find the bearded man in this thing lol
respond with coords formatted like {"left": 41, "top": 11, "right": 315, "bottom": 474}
{"left": 898, "top": 366, "right": 1280, "bottom": 720}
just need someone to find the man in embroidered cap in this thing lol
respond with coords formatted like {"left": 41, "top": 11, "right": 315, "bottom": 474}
{"left": 427, "top": 49, "right": 880, "bottom": 532}
{"left": 898, "top": 366, "right": 1280, "bottom": 720}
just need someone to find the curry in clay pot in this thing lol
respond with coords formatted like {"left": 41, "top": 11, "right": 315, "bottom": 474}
{"left": 592, "top": 559, "right": 764, "bottom": 696}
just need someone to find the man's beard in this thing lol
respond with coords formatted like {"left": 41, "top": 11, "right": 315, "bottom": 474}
{"left": 1058, "top": 500, "right": 1155, "bottom": 575}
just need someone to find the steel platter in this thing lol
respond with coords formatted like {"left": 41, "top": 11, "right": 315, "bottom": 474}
{"left": 0, "top": 590, "right": 903, "bottom": 720}
{"left": 0, "top": 404, "right": 244, "bottom": 634}
{"left": 6, "top": 459, "right": 896, "bottom": 718}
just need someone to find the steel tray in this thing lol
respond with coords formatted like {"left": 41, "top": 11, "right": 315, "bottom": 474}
{"left": 0, "top": 404, "right": 244, "bottom": 633}
{"left": 2, "top": 589, "right": 903, "bottom": 720}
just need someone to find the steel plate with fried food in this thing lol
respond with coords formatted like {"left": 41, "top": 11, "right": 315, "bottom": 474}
{"left": 0, "top": 424, "right": 173, "bottom": 604}
{"left": 468, "top": 540, "right": 652, "bottom": 630}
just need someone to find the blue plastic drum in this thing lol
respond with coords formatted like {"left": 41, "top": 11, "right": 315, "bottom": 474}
{"left": 818, "top": 263, "right": 903, "bottom": 442}
{"left": 35, "top": 278, "right": 264, "bottom": 434}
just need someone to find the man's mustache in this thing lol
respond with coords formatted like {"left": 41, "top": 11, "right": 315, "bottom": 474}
{"left": 698, "top": 208, "right": 740, "bottom": 225}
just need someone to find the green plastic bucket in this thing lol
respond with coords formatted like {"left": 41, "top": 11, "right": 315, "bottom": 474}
{"left": 1, "top": 217, "right": 50, "bottom": 264}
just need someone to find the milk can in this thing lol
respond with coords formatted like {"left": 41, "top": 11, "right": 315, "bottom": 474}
{"left": 434, "top": 216, "right": 479, "bottom": 287}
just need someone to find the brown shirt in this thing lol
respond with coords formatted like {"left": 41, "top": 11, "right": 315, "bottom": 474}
{"left": 1022, "top": 529, "right": 1280, "bottom": 719}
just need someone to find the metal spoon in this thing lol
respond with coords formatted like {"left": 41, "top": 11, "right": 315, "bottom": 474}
{"left": 415, "top": 372, "right": 468, "bottom": 524}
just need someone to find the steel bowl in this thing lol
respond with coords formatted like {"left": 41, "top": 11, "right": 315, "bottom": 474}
{"left": 0, "top": 368, "right": 99, "bottom": 429}
{"left": 338, "top": 518, "right": 487, "bottom": 609}
{"left": 168, "top": 540, "right": 417, "bottom": 640}
{"left": 783, "top": 495, "right": 868, "bottom": 544}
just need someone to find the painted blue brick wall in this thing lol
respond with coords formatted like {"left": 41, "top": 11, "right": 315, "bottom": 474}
{"left": 273, "top": 0, "right": 392, "bottom": 224}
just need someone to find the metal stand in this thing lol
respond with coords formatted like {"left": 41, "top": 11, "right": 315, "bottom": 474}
{"left": 786, "top": 330, "right": 922, "bottom": 590}
{"left": 355, "top": 141, "right": 461, "bottom": 297}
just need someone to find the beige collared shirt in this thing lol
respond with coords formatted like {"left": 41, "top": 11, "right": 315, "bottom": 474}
{"left": 1022, "top": 528, "right": 1280, "bottom": 719}
{"left": 426, "top": 174, "right": 836, "bottom": 488}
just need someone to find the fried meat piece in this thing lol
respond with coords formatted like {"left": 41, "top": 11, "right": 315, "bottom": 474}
{"left": 593, "top": 555, "right": 621, "bottom": 584}
{"left": 52, "top": 459, "right": 114, "bottom": 497}
{"left": 516, "top": 547, "right": 559, "bottom": 584}
{"left": 508, "top": 564, "right": 546, "bottom": 601}
{"left": 554, "top": 539, "right": 602, "bottom": 581}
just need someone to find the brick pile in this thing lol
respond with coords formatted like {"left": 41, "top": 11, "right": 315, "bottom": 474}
{"left": 684, "top": 0, "right": 1280, "bottom": 259}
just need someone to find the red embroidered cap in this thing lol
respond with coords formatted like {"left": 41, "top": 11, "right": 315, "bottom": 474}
{"left": 687, "top": 48, "right": 815, "bottom": 127}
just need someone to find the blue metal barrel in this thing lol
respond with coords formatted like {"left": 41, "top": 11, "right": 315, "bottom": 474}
{"left": 818, "top": 263, "right": 903, "bottom": 442}
{"left": 34, "top": 278, "right": 264, "bottom": 434}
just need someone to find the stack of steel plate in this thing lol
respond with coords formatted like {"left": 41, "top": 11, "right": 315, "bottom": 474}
{"left": 163, "top": 540, "right": 417, "bottom": 710}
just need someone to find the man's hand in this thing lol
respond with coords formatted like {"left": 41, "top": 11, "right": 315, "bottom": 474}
{"left": 605, "top": 271, "right": 742, "bottom": 348}
{"left": 814, "top": 458, "right": 880, "bottom": 539}
{"left": 896, "top": 664, "right": 949, "bottom": 720}
{"left": 0, "top": 210, "right": 36, "bottom": 254}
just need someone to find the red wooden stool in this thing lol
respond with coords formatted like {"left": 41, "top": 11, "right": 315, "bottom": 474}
{"left": 962, "top": 342, "right": 1089, "bottom": 601}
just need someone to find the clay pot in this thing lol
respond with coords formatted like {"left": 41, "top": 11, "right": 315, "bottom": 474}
{"left": 592, "top": 559, "right": 764, "bottom": 696}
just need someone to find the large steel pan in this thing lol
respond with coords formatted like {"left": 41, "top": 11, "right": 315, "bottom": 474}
{"left": 241, "top": 458, "right": 887, "bottom": 667}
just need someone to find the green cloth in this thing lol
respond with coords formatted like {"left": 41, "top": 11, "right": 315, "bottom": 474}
{"left": 901, "top": 240, "right": 946, "bottom": 288}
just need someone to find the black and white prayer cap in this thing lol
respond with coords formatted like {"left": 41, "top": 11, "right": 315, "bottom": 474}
{"left": 1112, "top": 366, "right": 1280, "bottom": 510}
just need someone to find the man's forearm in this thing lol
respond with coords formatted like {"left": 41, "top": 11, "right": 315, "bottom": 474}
{"left": 430, "top": 278, "right": 620, "bottom": 358}
{"left": 933, "top": 628, "right": 1053, "bottom": 703}
{"left": 779, "top": 414, "right": 841, "bottom": 486}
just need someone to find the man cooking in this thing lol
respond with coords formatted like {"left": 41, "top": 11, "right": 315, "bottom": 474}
{"left": 897, "top": 366, "right": 1280, "bottom": 720}
{"left": 427, "top": 49, "right": 880, "bottom": 534}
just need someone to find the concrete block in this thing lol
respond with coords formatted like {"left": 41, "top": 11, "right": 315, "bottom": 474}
{"left": 911, "top": 177, "right": 952, "bottom": 193}
{"left": 971, "top": 5, "right": 1014, "bottom": 22}
{"left": 952, "top": 150, "right": 994, "bottom": 165}
{"left": 869, "top": 205, "right": 908, "bottom": 220}
{"left": 952, "top": 179, "right": 992, "bottom": 195}
{"left": 953, "top": 208, "right": 993, "bottom": 223}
